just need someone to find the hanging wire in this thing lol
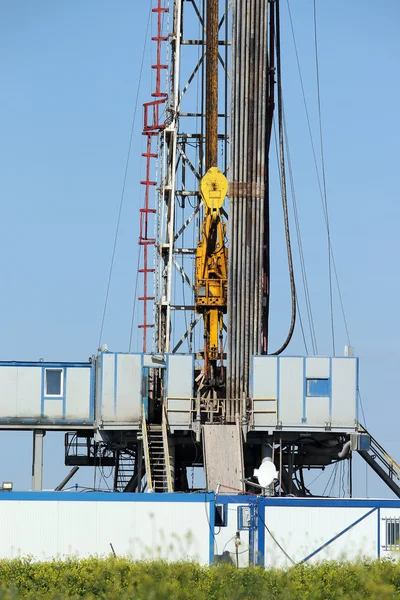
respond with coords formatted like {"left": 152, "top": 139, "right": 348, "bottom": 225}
{"left": 273, "top": 122, "right": 309, "bottom": 355}
{"left": 312, "top": 0, "right": 335, "bottom": 354}
{"left": 271, "top": 0, "right": 297, "bottom": 356}
{"left": 98, "top": 5, "right": 152, "bottom": 349}
{"left": 286, "top": 0, "right": 351, "bottom": 349}
{"left": 322, "top": 462, "right": 337, "bottom": 496}
{"left": 282, "top": 112, "right": 319, "bottom": 354}
{"left": 128, "top": 245, "right": 142, "bottom": 351}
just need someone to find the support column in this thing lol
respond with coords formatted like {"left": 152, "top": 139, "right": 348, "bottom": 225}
{"left": 32, "top": 430, "right": 45, "bottom": 491}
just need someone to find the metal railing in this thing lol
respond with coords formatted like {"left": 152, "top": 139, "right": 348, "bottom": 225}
{"left": 359, "top": 424, "right": 400, "bottom": 482}
{"left": 162, "top": 405, "right": 173, "bottom": 492}
{"left": 251, "top": 398, "right": 278, "bottom": 427}
{"left": 141, "top": 407, "right": 153, "bottom": 491}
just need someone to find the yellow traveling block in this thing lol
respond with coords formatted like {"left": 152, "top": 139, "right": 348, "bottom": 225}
{"left": 199, "top": 167, "right": 228, "bottom": 217}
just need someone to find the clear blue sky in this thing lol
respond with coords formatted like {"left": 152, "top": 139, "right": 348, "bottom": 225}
{"left": 0, "top": 1, "right": 399, "bottom": 496}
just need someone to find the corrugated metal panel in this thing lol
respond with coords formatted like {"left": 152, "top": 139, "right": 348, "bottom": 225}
{"left": 279, "top": 358, "right": 303, "bottom": 425}
{"left": 0, "top": 497, "right": 211, "bottom": 563}
{"left": 250, "top": 356, "right": 357, "bottom": 431}
{"left": 306, "top": 396, "right": 330, "bottom": 425}
{"left": 166, "top": 355, "right": 193, "bottom": 427}
{"left": 215, "top": 502, "right": 250, "bottom": 567}
{"left": 331, "top": 358, "right": 357, "bottom": 426}
{"left": 115, "top": 354, "right": 142, "bottom": 422}
{"left": 306, "top": 358, "right": 330, "bottom": 379}
{"left": 98, "top": 354, "right": 143, "bottom": 425}
{"left": 99, "top": 353, "right": 115, "bottom": 421}
{"left": 262, "top": 506, "right": 377, "bottom": 567}
{"left": 65, "top": 368, "right": 92, "bottom": 420}
{"left": 0, "top": 363, "right": 93, "bottom": 425}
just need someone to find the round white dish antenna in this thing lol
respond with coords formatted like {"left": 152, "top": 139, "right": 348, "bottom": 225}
{"left": 254, "top": 459, "right": 277, "bottom": 488}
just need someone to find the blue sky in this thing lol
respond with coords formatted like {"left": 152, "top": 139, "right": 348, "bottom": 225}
{"left": 0, "top": 0, "right": 399, "bottom": 496}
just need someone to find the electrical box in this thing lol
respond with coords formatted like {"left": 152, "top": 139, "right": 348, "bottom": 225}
{"left": 238, "top": 506, "right": 251, "bottom": 530}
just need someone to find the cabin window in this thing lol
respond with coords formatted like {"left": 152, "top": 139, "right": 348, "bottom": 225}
{"left": 306, "top": 378, "right": 330, "bottom": 397}
{"left": 215, "top": 504, "right": 227, "bottom": 527}
{"left": 45, "top": 369, "right": 63, "bottom": 397}
{"left": 383, "top": 518, "right": 400, "bottom": 550}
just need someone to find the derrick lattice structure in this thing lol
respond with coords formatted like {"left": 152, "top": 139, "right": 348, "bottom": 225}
{"left": 138, "top": 0, "right": 168, "bottom": 352}
{"left": 153, "top": 0, "right": 231, "bottom": 361}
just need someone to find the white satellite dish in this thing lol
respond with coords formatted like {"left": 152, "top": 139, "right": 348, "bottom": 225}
{"left": 254, "top": 459, "right": 277, "bottom": 488}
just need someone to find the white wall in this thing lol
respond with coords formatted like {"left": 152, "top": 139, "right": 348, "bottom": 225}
{"left": 0, "top": 496, "right": 211, "bottom": 564}
{"left": 263, "top": 505, "right": 377, "bottom": 567}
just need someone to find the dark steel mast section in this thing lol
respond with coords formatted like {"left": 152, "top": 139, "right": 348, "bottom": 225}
{"left": 263, "top": 0, "right": 276, "bottom": 354}
{"left": 226, "top": 0, "right": 276, "bottom": 406}
{"left": 206, "top": 0, "right": 219, "bottom": 171}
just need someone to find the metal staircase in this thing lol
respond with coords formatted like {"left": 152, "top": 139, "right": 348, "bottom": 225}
{"left": 142, "top": 407, "right": 173, "bottom": 493}
{"left": 114, "top": 450, "right": 137, "bottom": 492}
{"left": 358, "top": 424, "right": 400, "bottom": 498}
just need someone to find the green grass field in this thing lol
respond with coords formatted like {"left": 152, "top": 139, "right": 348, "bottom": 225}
{"left": 0, "top": 558, "right": 398, "bottom": 599}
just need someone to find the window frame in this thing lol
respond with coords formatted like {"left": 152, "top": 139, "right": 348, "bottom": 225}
{"left": 306, "top": 378, "right": 330, "bottom": 397}
{"left": 214, "top": 504, "right": 228, "bottom": 527}
{"left": 44, "top": 368, "right": 64, "bottom": 398}
{"left": 383, "top": 518, "right": 400, "bottom": 550}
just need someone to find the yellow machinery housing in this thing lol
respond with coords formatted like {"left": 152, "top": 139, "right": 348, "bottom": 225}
{"left": 195, "top": 167, "right": 228, "bottom": 378}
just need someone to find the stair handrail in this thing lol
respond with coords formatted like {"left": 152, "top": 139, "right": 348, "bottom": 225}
{"left": 142, "top": 407, "right": 153, "bottom": 491}
{"left": 162, "top": 405, "right": 173, "bottom": 492}
{"left": 359, "top": 423, "right": 400, "bottom": 480}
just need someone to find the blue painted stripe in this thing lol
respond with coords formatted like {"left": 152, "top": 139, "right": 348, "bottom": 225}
{"left": 356, "top": 357, "right": 360, "bottom": 424}
{"left": 114, "top": 354, "right": 118, "bottom": 417}
{"left": 0, "top": 362, "right": 91, "bottom": 368}
{"left": 0, "top": 492, "right": 215, "bottom": 503}
{"left": 257, "top": 501, "right": 265, "bottom": 566}
{"left": 277, "top": 357, "right": 280, "bottom": 422}
{"left": 299, "top": 507, "right": 377, "bottom": 563}
{"left": 143, "top": 368, "right": 149, "bottom": 419}
{"left": 89, "top": 363, "right": 95, "bottom": 420}
{"left": 166, "top": 354, "right": 170, "bottom": 398}
{"left": 248, "top": 503, "right": 255, "bottom": 566}
{"left": 62, "top": 367, "right": 67, "bottom": 418}
{"left": 258, "top": 497, "right": 400, "bottom": 509}
{"left": 249, "top": 356, "right": 254, "bottom": 397}
{"left": 329, "top": 357, "right": 333, "bottom": 422}
{"left": 217, "top": 495, "right": 258, "bottom": 504}
{"left": 377, "top": 507, "right": 381, "bottom": 558}
{"left": 209, "top": 497, "right": 215, "bottom": 565}
{"left": 99, "top": 352, "right": 104, "bottom": 421}
{"left": 40, "top": 367, "right": 45, "bottom": 416}
{"left": 302, "top": 358, "right": 307, "bottom": 423}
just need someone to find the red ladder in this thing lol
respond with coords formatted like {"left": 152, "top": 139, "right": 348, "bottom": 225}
{"left": 138, "top": 0, "right": 168, "bottom": 352}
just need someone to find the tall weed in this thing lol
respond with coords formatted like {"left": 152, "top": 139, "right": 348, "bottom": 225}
{"left": 0, "top": 558, "right": 397, "bottom": 599}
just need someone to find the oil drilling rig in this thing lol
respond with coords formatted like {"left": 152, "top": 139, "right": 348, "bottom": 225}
{"left": 132, "top": 0, "right": 364, "bottom": 495}
{"left": 2, "top": 0, "right": 398, "bottom": 499}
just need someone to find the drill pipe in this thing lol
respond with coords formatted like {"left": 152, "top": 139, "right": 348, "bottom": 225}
{"left": 227, "top": 0, "right": 269, "bottom": 414}
{"left": 206, "top": 0, "right": 219, "bottom": 171}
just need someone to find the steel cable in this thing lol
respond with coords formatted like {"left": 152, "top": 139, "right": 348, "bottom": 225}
{"left": 287, "top": 0, "right": 351, "bottom": 349}
{"left": 270, "top": 0, "right": 296, "bottom": 356}
{"left": 98, "top": 5, "right": 152, "bottom": 349}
